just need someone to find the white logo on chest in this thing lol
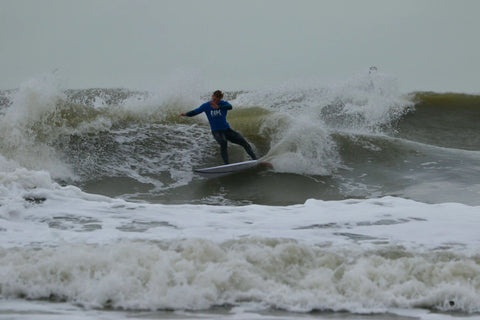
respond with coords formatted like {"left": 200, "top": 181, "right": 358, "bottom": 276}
{"left": 210, "top": 109, "right": 222, "bottom": 117}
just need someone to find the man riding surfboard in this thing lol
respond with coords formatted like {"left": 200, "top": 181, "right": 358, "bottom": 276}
{"left": 179, "top": 90, "right": 257, "bottom": 164}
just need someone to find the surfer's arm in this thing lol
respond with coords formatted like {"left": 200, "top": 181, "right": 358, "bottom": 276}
{"left": 179, "top": 112, "right": 195, "bottom": 117}
{"left": 218, "top": 101, "right": 232, "bottom": 110}
{"left": 184, "top": 110, "right": 201, "bottom": 117}
{"left": 179, "top": 104, "right": 206, "bottom": 117}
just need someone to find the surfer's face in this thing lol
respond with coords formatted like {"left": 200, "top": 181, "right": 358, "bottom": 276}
{"left": 211, "top": 95, "right": 221, "bottom": 104}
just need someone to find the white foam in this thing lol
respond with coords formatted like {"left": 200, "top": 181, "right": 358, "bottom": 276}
{"left": 1, "top": 235, "right": 479, "bottom": 313}
{"left": 1, "top": 168, "right": 480, "bottom": 314}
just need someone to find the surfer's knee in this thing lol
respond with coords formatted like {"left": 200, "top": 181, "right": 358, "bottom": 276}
{"left": 212, "top": 131, "right": 227, "bottom": 145}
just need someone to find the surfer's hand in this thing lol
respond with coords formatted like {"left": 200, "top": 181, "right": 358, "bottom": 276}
{"left": 210, "top": 101, "right": 219, "bottom": 109}
{"left": 179, "top": 113, "right": 186, "bottom": 117}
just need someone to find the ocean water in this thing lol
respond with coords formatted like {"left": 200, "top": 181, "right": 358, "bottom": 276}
{"left": 1, "top": 72, "right": 480, "bottom": 320}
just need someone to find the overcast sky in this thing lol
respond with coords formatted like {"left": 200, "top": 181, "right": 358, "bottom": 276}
{"left": 1, "top": 0, "right": 479, "bottom": 93}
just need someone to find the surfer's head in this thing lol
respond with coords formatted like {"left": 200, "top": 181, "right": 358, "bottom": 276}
{"left": 212, "top": 90, "right": 224, "bottom": 99}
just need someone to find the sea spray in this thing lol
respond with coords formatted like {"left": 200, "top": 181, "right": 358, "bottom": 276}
{"left": 233, "top": 72, "right": 412, "bottom": 175}
{"left": 0, "top": 76, "right": 74, "bottom": 179}
{"left": 260, "top": 113, "right": 339, "bottom": 175}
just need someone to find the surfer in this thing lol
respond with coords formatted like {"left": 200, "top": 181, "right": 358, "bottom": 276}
{"left": 179, "top": 90, "right": 257, "bottom": 164}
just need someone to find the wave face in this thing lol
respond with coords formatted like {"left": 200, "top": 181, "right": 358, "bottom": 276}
{"left": 1, "top": 74, "right": 479, "bottom": 205}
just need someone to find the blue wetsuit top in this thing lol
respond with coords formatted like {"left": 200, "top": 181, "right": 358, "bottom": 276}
{"left": 185, "top": 100, "right": 232, "bottom": 131}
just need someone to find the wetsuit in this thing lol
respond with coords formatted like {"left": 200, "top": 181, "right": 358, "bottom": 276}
{"left": 185, "top": 101, "right": 257, "bottom": 164}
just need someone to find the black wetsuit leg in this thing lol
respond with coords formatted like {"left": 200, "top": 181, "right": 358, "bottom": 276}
{"left": 212, "top": 129, "right": 257, "bottom": 164}
{"left": 212, "top": 130, "right": 229, "bottom": 164}
{"left": 224, "top": 129, "right": 257, "bottom": 161}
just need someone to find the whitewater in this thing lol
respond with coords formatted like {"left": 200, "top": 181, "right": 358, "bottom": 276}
{"left": 1, "top": 71, "right": 480, "bottom": 320}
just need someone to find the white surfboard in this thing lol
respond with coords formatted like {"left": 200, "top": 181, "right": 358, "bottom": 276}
{"left": 195, "top": 160, "right": 270, "bottom": 178}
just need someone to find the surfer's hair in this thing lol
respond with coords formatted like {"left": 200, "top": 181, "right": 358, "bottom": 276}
{"left": 213, "top": 90, "right": 224, "bottom": 99}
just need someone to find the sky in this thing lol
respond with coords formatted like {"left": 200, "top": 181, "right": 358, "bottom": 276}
{"left": 1, "top": 0, "right": 479, "bottom": 93}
